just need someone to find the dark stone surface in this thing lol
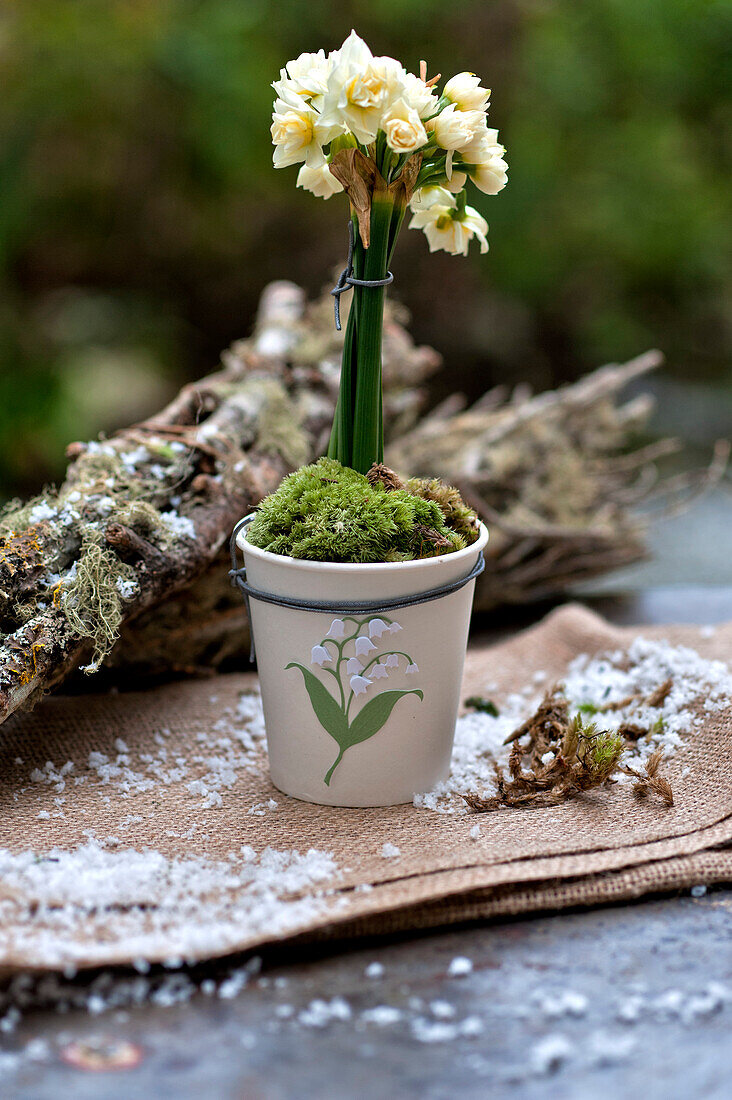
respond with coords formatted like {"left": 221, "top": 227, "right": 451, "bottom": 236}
{"left": 6, "top": 891, "right": 732, "bottom": 1099}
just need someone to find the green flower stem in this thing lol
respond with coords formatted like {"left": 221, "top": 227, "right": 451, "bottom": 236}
{"left": 324, "top": 748, "right": 345, "bottom": 787}
{"left": 327, "top": 212, "right": 362, "bottom": 466}
{"left": 351, "top": 190, "right": 394, "bottom": 473}
{"left": 359, "top": 650, "right": 414, "bottom": 675}
{"left": 328, "top": 193, "right": 396, "bottom": 473}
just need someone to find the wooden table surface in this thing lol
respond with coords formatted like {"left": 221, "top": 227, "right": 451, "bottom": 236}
{"left": 4, "top": 585, "right": 732, "bottom": 1100}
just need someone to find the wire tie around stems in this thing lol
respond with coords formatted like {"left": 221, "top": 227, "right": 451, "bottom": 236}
{"left": 330, "top": 220, "right": 394, "bottom": 331}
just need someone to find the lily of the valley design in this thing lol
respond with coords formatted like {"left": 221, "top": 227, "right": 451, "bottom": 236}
{"left": 286, "top": 616, "right": 423, "bottom": 785}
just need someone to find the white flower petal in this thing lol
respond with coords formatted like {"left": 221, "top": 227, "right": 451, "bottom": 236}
{"left": 350, "top": 675, "right": 372, "bottom": 696}
{"left": 405, "top": 662, "right": 419, "bottom": 675}
{"left": 368, "top": 618, "right": 389, "bottom": 639}
{"left": 371, "top": 664, "right": 389, "bottom": 679}
{"left": 355, "top": 636, "right": 378, "bottom": 657}
{"left": 346, "top": 657, "right": 363, "bottom": 674}
{"left": 385, "top": 654, "right": 399, "bottom": 668}
{"left": 311, "top": 645, "right": 332, "bottom": 666}
{"left": 326, "top": 618, "right": 346, "bottom": 638}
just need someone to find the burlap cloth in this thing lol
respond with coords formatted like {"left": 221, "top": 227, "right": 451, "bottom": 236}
{"left": 1, "top": 604, "right": 730, "bottom": 974}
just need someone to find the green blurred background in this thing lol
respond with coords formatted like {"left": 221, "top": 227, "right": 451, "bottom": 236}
{"left": 1, "top": 0, "right": 730, "bottom": 498}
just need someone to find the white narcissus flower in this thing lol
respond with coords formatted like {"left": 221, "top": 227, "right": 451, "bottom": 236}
{"left": 409, "top": 186, "right": 488, "bottom": 256}
{"left": 371, "top": 664, "right": 389, "bottom": 680}
{"left": 350, "top": 674, "right": 372, "bottom": 696}
{"left": 271, "top": 91, "right": 327, "bottom": 169}
{"left": 367, "top": 618, "right": 390, "bottom": 639}
{"left": 431, "top": 104, "right": 485, "bottom": 153}
{"left": 346, "top": 657, "right": 363, "bottom": 674}
{"left": 311, "top": 645, "right": 332, "bottom": 666}
{"left": 326, "top": 618, "right": 346, "bottom": 639}
{"left": 400, "top": 71, "right": 439, "bottom": 118}
{"left": 319, "top": 30, "right": 406, "bottom": 145}
{"left": 382, "top": 98, "right": 427, "bottom": 154}
{"left": 354, "top": 635, "right": 378, "bottom": 657}
{"left": 443, "top": 72, "right": 491, "bottom": 113}
{"left": 273, "top": 50, "right": 331, "bottom": 107}
{"left": 297, "top": 162, "right": 344, "bottom": 200}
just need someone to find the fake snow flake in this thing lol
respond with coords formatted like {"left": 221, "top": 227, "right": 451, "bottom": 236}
{"left": 159, "top": 510, "right": 196, "bottom": 540}
{"left": 381, "top": 842, "right": 401, "bottom": 859}
{"left": 530, "top": 1034, "right": 574, "bottom": 1074}
{"left": 28, "top": 501, "right": 57, "bottom": 523}
{"left": 447, "top": 956, "right": 473, "bottom": 977}
{"left": 115, "top": 577, "right": 138, "bottom": 600}
{"left": 365, "top": 962, "right": 384, "bottom": 979}
{"left": 361, "top": 1005, "right": 402, "bottom": 1026}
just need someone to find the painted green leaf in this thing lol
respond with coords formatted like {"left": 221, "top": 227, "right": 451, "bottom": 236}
{"left": 344, "top": 689, "right": 424, "bottom": 749}
{"left": 285, "top": 663, "right": 348, "bottom": 747}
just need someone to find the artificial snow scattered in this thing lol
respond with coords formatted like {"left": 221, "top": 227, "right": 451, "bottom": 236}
{"left": 298, "top": 997, "right": 352, "bottom": 1027}
{"left": 381, "top": 842, "right": 401, "bottom": 859}
{"left": 0, "top": 842, "right": 340, "bottom": 968}
{"left": 365, "top": 962, "right": 385, "bottom": 979}
{"left": 26, "top": 690, "right": 268, "bottom": 811}
{"left": 415, "top": 636, "right": 732, "bottom": 812}
{"left": 690, "top": 884, "right": 707, "bottom": 898}
{"left": 533, "top": 989, "right": 589, "bottom": 1018}
{"left": 411, "top": 1015, "right": 483, "bottom": 1043}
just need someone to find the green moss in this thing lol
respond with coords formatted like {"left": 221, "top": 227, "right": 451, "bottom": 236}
{"left": 576, "top": 719, "right": 625, "bottom": 783}
{"left": 246, "top": 458, "right": 471, "bottom": 563}
{"left": 406, "top": 477, "right": 480, "bottom": 544}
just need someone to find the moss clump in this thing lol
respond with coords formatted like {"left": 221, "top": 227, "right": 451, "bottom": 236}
{"left": 246, "top": 458, "right": 475, "bottom": 563}
{"left": 406, "top": 477, "right": 480, "bottom": 543}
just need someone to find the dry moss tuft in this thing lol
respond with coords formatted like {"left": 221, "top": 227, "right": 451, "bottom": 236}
{"left": 465, "top": 686, "right": 675, "bottom": 813}
{"left": 60, "top": 535, "right": 137, "bottom": 672}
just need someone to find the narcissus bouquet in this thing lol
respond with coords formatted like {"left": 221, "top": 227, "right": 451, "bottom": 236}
{"left": 270, "top": 30, "right": 508, "bottom": 477}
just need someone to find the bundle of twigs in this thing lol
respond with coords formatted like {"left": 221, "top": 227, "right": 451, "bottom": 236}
{"left": 0, "top": 281, "right": 725, "bottom": 716}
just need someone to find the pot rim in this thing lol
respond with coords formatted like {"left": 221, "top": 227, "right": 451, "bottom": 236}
{"left": 237, "top": 515, "right": 489, "bottom": 575}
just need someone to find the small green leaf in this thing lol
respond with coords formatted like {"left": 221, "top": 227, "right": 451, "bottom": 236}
{"left": 345, "top": 689, "right": 423, "bottom": 749}
{"left": 285, "top": 663, "right": 348, "bottom": 747}
{"left": 465, "top": 695, "right": 499, "bottom": 717}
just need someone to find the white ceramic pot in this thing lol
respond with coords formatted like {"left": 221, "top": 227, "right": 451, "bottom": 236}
{"left": 235, "top": 519, "right": 489, "bottom": 807}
